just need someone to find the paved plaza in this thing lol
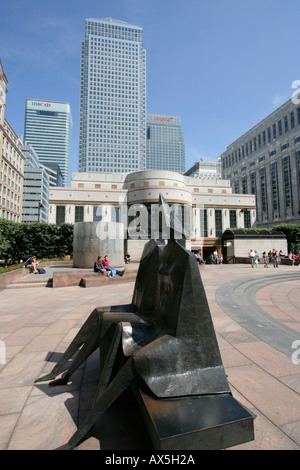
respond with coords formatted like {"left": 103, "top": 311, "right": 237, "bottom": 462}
{"left": 0, "top": 262, "right": 300, "bottom": 450}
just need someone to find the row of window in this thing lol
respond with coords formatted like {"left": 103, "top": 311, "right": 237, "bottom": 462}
{"left": 233, "top": 153, "right": 300, "bottom": 221}
{"left": 222, "top": 106, "right": 300, "bottom": 170}
{"left": 54, "top": 204, "right": 251, "bottom": 239}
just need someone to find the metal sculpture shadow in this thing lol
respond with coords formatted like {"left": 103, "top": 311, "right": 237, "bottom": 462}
{"left": 35, "top": 195, "right": 235, "bottom": 449}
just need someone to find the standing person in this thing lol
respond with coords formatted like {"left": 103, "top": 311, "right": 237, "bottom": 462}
{"left": 249, "top": 249, "right": 256, "bottom": 268}
{"left": 94, "top": 256, "right": 105, "bottom": 274}
{"left": 263, "top": 251, "right": 269, "bottom": 268}
{"left": 272, "top": 249, "right": 278, "bottom": 268}
{"left": 124, "top": 252, "right": 131, "bottom": 264}
{"left": 268, "top": 250, "right": 273, "bottom": 264}
{"left": 254, "top": 251, "right": 259, "bottom": 267}
{"left": 219, "top": 253, "right": 223, "bottom": 264}
{"left": 102, "top": 255, "right": 125, "bottom": 276}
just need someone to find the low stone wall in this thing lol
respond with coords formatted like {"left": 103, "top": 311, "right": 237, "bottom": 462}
{"left": 0, "top": 268, "right": 30, "bottom": 291}
{"left": 0, "top": 260, "right": 73, "bottom": 291}
{"left": 52, "top": 269, "right": 138, "bottom": 288}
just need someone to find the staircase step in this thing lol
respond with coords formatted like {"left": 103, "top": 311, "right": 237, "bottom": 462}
{"left": 7, "top": 278, "right": 52, "bottom": 289}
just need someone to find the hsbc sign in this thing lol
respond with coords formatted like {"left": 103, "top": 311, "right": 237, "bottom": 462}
{"left": 26, "top": 99, "right": 70, "bottom": 114}
{"left": 31, "top": 101, "right": 51, "bottom": 107}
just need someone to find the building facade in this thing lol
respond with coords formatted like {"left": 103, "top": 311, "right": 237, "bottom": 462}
{"left": 48, "top": 169, "right": 256, "bottom": 259}
{"left": 18, "top": 137, "right": 49, "bottom": 223}
{"left": 0, "top": 60, "right": 25, "bottom": 222}
{"left": 24, "top": 99, "right": 72, "bottom": 187}
{"left": 146, "top": 114, "right": 185, "bottom": 173}
{"left": 78, "top": 17, "right": 146, "bottom": 174}
{"left": 219, "top": 98, "right": 300, "bottom": 227}
{"left": 184, "top": 159, "right": 221, "bottom": 179}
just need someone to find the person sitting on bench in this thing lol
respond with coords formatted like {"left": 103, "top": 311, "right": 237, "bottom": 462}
{"left": 25, "top": 255, "right": 39, "bottom": 274}
{"left": 94, "top": 256, "right": 105, "bottom": 274}
{"left": 102, "top": 255, "right": 125, "bottom": 276}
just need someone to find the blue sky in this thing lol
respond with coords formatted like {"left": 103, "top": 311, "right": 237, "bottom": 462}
{"left": 1, "top": 0, "right": 300, "bottom": 175}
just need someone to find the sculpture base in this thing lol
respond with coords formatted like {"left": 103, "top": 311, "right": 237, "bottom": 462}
{"left": 134, "top": 388, "right": 254, "bottom": 450}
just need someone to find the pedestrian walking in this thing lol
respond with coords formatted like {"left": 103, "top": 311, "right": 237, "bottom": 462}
{"left": 249, "top": 249, "right": 255, "bottom": 268}
{"left": 263, "top": 251, "right": 269, "bottom": 268}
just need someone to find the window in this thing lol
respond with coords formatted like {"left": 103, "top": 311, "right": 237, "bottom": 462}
{"left": 93, "top": 205, "right": 103, "bottom": 221}
{"left": 75, "top": 206, "right": 84, "bottom": 223}
{"left": 284, "top": 116, "right": 289, "bottom": 132}
{"left": 56, "top": 206, "right": 65, "bottom": 226}
{"left": 282, "top": 156, "right": 293, "bottom": 209}
{"left": 270, "top": 162, "right": 280, "bottom": 213}
{"left": 199, "top": 209, "right": 207, "bottom": 237}
{"left": 229, "top": 210, "right": 237, "bottom": 228}
{"left": 281, "top": 142, "right": 289, "bottom": 151}
{"left": 243, "top": 209, "right": 251, "bottom": 228}
{"left": 291, "top": 111, "right": 295, "bottom": 129}
{"left": 215, "top": 210, "right": 222, "bottom": 237}
{"left": 260, "top": 168, "right": 268, "bottom": 215}
{"left": 242, "top": 176, "right": 247, "bottom": 194}
{"left": 250, "top": 172, "right": 256, "bottom": 195}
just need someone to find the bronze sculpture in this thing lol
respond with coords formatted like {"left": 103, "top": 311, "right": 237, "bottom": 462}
{"left": 35, "top": 195, "right": 254, "bottom": 450}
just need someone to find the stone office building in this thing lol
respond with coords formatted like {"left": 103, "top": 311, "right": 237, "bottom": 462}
{"left": 219, "top": 98, "right": 300, "bottom": 227}
{"left": 48, "top": 169, "right": 256, "bottom": 260}
{"left": 0, "top": 59, "right": 25, "bottom": 222}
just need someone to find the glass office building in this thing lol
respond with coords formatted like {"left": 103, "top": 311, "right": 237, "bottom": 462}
{"left": 24, "top": 99, "right": 72, "bottom": 186}
{"left": 146, "top": 114, "right": 185, "bottom": 173}
{"left": 78, "top": 17, "right": 146, "bottom": 173}
{"left": 18, "top": 137, "right": 49, "bottom": 223}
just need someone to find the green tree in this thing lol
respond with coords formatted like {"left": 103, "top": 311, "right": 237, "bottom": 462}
{"left": 271, "top": 224, "right": 300, "bottom": 253}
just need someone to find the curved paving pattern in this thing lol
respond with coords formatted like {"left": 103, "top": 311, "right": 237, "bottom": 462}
{"left": 0, "top": 263, "right": 300, "bottom": 450}
{"left": 216, "top": 271, "right": 300, "bottom": 358}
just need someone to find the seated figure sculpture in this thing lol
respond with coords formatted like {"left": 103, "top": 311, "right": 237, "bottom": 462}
{"left": 35, "top": 236, "right": 164, "bottom": 386}
{"left": 36, "top": 195, "right": 234, "bottom": 449}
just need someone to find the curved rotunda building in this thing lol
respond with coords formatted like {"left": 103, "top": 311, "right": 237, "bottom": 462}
{"left": 48, "top": 170, "right": 256, "bottom": 260}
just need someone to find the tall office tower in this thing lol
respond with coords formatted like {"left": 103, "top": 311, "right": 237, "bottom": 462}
{"left": 146, "top": 114, "right": 185, "bottom": 173}
{"left": 24, "top": 99, "right": 72, "bottom": 186}
{"left": 78, "top": 18, "right": 146, "bottom": 173}
{"left": 18, "top": 137, "right": 49, "bottom": 223}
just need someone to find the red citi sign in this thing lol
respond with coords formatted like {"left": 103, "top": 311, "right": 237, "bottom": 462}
{"left": 154, "top": 116, "right": 174, "bottom": 122}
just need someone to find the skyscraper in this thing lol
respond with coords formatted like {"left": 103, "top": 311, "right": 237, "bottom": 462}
{"left": 78, "top": 18, "right": 146, "bottom": 173}
{"left": 146, "top": 114, "right": 185, "bottom": 173}
{"left": 24, "top": 99, "right": 72, "bottom": 186}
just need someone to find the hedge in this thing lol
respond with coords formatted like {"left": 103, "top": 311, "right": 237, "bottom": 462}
{"left": 0, "top": 220, "right": 74, "bottom": 263}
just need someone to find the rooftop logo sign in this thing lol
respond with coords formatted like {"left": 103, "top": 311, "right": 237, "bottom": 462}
{"left": 31, "top": 101, "right": 52, "bottom": 107}
{"left": 153, "top": 116, "right": 174, "bottom": 122}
